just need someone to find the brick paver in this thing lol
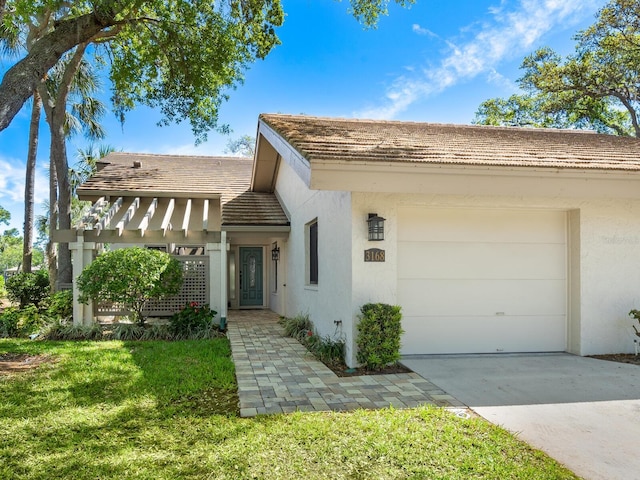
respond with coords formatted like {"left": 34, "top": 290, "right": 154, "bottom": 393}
{"left": 227, "top": 310, "right": 465, "bottom": 417}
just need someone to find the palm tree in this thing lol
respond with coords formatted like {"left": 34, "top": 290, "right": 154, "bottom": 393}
{"left": 39, "top": 50, "right": 106, "bottom": 288}
{"left": 22, "top": 91, "right": 41, "bottom": 273}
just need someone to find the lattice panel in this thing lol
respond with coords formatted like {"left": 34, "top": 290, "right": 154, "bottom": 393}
{"left": 95, "top": 256, "right": 210, "bottom": 318}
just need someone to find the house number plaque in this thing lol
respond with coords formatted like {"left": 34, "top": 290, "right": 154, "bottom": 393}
{"left": 364, "top": 248, "right": 385, "bottom": 262}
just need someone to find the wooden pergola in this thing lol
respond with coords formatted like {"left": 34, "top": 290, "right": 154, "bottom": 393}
{"left": 53, "top": 153, "right": 290, "bottom": 326}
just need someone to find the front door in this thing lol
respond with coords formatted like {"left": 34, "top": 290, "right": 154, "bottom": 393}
{"left": 239, "top": 247, "right": 264, "bottom": 307}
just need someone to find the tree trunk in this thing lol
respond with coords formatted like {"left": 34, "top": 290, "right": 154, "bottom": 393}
{"left": 23, "top": 91, "right": 41, "bottom": 273}
{"left": 48, "top": 157, "right": 58, "bottom": 292}
{"left": 0, "top": 9, "right": 118, "bottom": 132}
{"left": 50, "top": 120, "right": 72, "bottom": 287}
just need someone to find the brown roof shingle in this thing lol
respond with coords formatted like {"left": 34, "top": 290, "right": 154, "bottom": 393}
{"left": 78, "top": 153, "right": 288, "bottom": 226}
{"left": 260, "top": 114, "right": 640, "bottom": 171}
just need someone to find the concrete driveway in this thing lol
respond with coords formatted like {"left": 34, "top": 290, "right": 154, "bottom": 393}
{"left": 402, "top": 353, "right": 640, "bottom": 480}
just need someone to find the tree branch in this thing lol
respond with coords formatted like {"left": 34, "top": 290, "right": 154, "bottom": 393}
{"left": 0, "top": 8, "right": 119, "bottom": 132}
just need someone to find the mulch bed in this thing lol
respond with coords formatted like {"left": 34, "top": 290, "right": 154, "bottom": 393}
{"left": 588, "top": 353, "right": 640, "bottom": 366}
{"left": 321, "top": 359, "right": 412, "bottom": 377}
{"left": 0, "top": 353, "right": 55, "bottom": 375}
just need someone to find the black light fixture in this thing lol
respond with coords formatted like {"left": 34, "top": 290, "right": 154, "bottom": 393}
{"left": 367, "top": 213, "right": 385, "bottom": 241}
{"left": 271, "top": 244, "right": 280, "bottom": 261}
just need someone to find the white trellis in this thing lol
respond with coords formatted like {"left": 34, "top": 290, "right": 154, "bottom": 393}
{"left": 95, "top": 256, "right": 210, "bottom": 318}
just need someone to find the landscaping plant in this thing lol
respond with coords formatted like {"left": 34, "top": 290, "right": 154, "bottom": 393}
{"left": 0, "top": 305, "right": 44, "bottom": 337}
{"left": 629, "top": 309, "right": 640, "bottom": 348}
{"left": 356, "top": 303, "right": 404, "bottom": 370}
{"left": 5, "top": 270, "right": 49, "bottom": 308}
{"left": 169, "top": 302, "right": 219, "bottom": 339}
{"left": 77, "top": 247, "right": 183, "bottom": 325}
{"left": 279, "top": 314, "right": 345, "bottom": 368}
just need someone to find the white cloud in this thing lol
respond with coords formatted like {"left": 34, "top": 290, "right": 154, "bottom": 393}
{"left": 0, "top": 155, "right": 49, "bottom": 231}
{"left": 358, "top": 0, "right": 604, "bottom": 119}
{"left": 412, "top": 24, "right": 438, "bottom": 38}
{"left": 161, "top": 141, "right": 227, "bottom": 157}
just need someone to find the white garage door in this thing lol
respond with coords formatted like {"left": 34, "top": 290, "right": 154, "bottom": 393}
{"left": 398, "top": 207, "right": 567, "bottom": 355}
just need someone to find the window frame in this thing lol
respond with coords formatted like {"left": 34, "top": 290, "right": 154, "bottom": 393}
{"left": 306, "top": 219, "right": 318, "bottom": 285}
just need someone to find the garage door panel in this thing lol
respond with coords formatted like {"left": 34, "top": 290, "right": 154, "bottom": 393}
{"left": 398, "top": 207, "right": 566, "bottom": 244}
{"left": 398, "top": 278, "right": 566, "bottom": 317}
{"left": 398, "top": 241, "right": 566, "bottom": 279}
{"left": 397, "top": 207, "right": 567, "bottom": 354}
{"left": 400, "top": 315, "right": 567, "bottom": 355}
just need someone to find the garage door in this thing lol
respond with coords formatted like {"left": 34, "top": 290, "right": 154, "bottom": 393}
{"left": 398, "top": 207, "right": 567, "bottom": 355}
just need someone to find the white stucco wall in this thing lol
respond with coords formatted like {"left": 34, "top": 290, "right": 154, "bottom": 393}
{"left": 274, "top": 159, "right": 355, "bottom": 361}
{"left": 350, "top": 192, "right": 640, "bottom": 357}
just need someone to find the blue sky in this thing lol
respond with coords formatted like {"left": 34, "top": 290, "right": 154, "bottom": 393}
{"left": 0, "top": 0, "right": 606, "bottom": 232}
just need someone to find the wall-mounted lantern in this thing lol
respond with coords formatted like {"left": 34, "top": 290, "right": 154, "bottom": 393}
{"left": 367, "top": 213, "right": 385, "bottom": 241}
{"left": 271, "top": 244, "right": 280, "bottom": 261}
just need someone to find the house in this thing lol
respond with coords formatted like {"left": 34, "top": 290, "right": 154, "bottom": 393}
{"left": 59, "top": 114, "right": 640, "bottom": 367}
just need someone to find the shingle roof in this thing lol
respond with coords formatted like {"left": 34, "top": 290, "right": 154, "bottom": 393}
{"left": 78, "top": 153, "right": 288, "bottom": 226}
{"left": 260, "top": 114, "right": 640, "bottom": 171}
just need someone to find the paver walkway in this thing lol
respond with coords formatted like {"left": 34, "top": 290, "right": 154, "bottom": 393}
{"left": 227, "top": 310, "right": 463, "bottom": 417}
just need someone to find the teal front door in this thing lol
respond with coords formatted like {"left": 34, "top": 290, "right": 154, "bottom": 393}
{"left": 239, "top": 247, "right": 263, "bottom": 307}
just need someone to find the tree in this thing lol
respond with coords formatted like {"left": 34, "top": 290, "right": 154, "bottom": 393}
{"left": 225, "top": 135, "right": 256, "bottom": 157}
{"left": 0, "top": 1, "right": 412, "bottom": 133}
{"left": 473, "top": 0, "right": 640, "bottom": 136}
{"left": 23, "top": 91, "right": 41, "bottom": 273}
{"left": 77, "top": 247, "right": 183, "bottom": 325}
{"left": 0, "top": 205, "right": 9, "bottom": 226}
{"left": 39, "top": 50, "right": 106, "bottom": 287}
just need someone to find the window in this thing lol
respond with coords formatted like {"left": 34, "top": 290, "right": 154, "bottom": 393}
{"left": 308, "top": 220, "right": 318, "bottom": 285}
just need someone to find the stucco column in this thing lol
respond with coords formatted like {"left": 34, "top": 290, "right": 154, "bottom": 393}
{"left": 219, "top": 231, "right": 228, "bottom": 329}
{"left": 69, "top": 236, "right": 96, "bottom": 326}
{"left": 206, "top": 241, "right": 222, "bottom": 326}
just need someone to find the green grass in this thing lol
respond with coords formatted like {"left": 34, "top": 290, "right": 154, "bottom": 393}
{"left": 0, "top": 339, "right": 579, "bottom": 480}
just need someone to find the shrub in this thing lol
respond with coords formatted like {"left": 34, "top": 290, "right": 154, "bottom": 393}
{"left": 40, "top": 320, "right": 102, "bottom": 340}
{"left": 169, "top": 302, "right": 218, "bottom": 339}
{"left": 356, "top": 303, "right": 404, "bottom": 371}
{"left": 111, "top": 322, "right": 145, "bottom": 341}
{"left": 0, "top": 305, "right": 44, "bottom": 337}
{"left": 279, "top": 313, "right": 312, "bottom": 341}
{"left": 5, "top": 270, "right": 49, "bottom": 308}
{"left": 46, "top": 290, "right": 73, "bottom": 319}
{"left": 0, "top": 274, "right": 6, "bottom": 297}
{"left": 140, "top": 324, "right": 173, "bottom": 341}
{"left": 78, "top": 247, "right": 183, "bottom": 325}
{"left": 279, "top": 314, "right": 345, "bottom": 367}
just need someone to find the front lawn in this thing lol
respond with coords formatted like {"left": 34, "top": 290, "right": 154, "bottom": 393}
{"left": 0, "top": 339, "right": 578, "bottom": 480}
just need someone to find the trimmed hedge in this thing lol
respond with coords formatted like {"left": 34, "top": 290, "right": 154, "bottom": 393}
{"left": 356, "top": 303, "right": 403, "bottom": 370}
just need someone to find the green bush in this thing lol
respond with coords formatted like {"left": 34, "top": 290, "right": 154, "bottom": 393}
{"left": 356, "top": 303, "right": 404, "bottom": 371}
{"left": 5, "top": 270, "right": 49, "bottom": 308}
{"left": 279, "top": 313, "right": 312, "bottom": 341}
{"left": 39, "top": 322, "right": 101, "bottom": 341}
{"left": 140, "top": 324, "right": 173, "bottom": 341}
{"left": 0, "top": 305, "right": 44, "bottom": 337}
{"left": 0, "top": 274, "right": 6, "bottom": 297}
{"left": 169, "top": 302, "right": 218, "bottom": 339}
{"left": 46, "top": 290, "right": 73, "bottom": 319}
{"left": 78, "top": 247, "right": 183, "bottom": 325}
{"left": 279, "top": 314, "right": 345, "bottom": 368}
{"left": 111, "top": 322, "right": 145, "bottom": 341}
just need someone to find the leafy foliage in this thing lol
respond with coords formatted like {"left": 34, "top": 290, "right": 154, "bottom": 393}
{"left": 474, "top": 0, "right": 640, "bottom": 136}
{"left": 0, "top": 205, "right": 9, "bottom": 225}
{"left": 356, "top": 303, "right": 403, "bottom": 370}
{"left": 45, "top": 289, "right": 73, "bottom": 319}
{"left": 5, "top": 270, "right": 49, "bottom": 308}
{"left": 0, "top": 305, "right": 43, "bottom": 337}
{"left": 225, "top": 135, "right": 256, "bottom": 156}
{"left": 77, "top": 247, "right": 183, "bottom": 325}
{"left": 169, "top": 302, "right": 218, "bottom": 339}
{"left": 279, "top": 314, "right": 345, "bottom": 367}
{"left": 42, "top": 322, "right": 103, "bottom": 341}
